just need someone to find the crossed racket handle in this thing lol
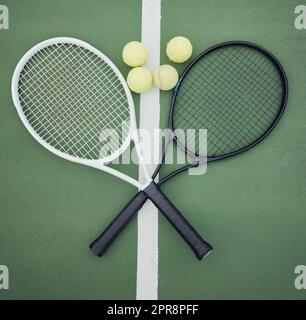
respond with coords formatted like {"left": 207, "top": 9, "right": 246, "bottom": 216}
{"left": 90, "top": 181, "right": 213, "bottom": 260}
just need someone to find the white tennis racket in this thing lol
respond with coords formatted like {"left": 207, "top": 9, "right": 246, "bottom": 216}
{"left": 11, "top": 37, "right": 212, "bottom": 259}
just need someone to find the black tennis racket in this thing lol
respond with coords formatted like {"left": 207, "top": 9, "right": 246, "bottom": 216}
{"left": 90, "top": 41, "right": 288, "bottom": 259}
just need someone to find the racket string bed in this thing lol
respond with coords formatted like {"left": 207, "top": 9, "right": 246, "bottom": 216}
{"left": 18, "top": 55, "right": 125, "bottom": 156}
{"left": 36, "top": 45, "right": 130, "bottom": 132}
{"left": 18, "top": 43, "right": 131, "bottom": 160}
{"left": 173, "top": 45, "right": 284, "bottom": 157}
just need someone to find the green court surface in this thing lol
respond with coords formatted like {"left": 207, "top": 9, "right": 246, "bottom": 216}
{"left": 1, "top": 0, "right": 306, "bottom": 300}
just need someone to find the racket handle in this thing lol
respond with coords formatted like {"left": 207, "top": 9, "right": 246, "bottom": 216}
{"left": 89, "top": 191, "right": 148, "bottom": 256}
{"left": 144, "top": 182, "right": 213, "bottom": 260}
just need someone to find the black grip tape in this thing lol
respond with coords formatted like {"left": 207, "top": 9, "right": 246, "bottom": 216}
{"left": 143, "top": 182, "right": 213, "bottom": 260}
{"left": 90, "top": 191, "right": 148, "bottom": 256}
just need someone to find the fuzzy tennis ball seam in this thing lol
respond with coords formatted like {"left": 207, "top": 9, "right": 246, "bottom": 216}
{"left": 122, "top": 41, "right": 148, "bottom": 67}
{"left": 166, "top": 36, "right": 193, "bottom": 63}
{"left": 127, "top": 67, "right": 153, "bottom": 93}
{"left": 153, "top": 65, "right": 178, "bottom": 91}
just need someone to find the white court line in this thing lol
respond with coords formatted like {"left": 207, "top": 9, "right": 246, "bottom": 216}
{"left": 136, "top": 0, "right": 161, "bottom": 300}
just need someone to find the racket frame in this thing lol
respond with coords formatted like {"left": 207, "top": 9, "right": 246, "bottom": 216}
{"left": 90, "top": 41, "right": 288, "bottom": 258}
{"left": 11, "top": 37, "right": 148, "bottom": 190}
{"left": 170, "top": 41, "right": 288, "bottom": 165}
{"left": 157, "top": 41, "right": 289, "bottom": 185}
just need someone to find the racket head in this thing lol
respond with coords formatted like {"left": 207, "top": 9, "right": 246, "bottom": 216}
{"left": 11, "top": 37, "right": 137, "bottom": 167}
{"left": 170, "top": 41, "right": 288, "bottom": 164}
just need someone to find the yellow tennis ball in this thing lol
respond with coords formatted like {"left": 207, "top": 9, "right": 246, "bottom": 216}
{"left": 166, "top": 36, "right": 193, "bottom": 63}
{"left": 122, "top": 41, "right": 148, "bottom": 67}
{"left": 127, "top": 67, "right": 152, "bottom": 93}
{"left": 153, "top": 65, "right": 178, "bottom": 91}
